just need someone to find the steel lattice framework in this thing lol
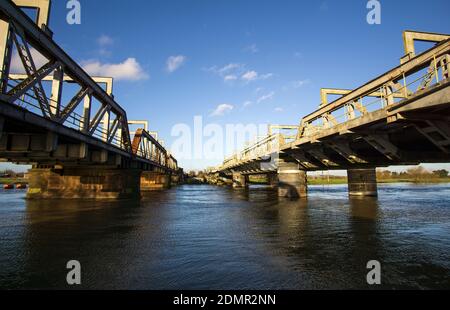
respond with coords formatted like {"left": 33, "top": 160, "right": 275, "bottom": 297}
{"left": 0, "top": 0, "right": 179, "bottom": 172}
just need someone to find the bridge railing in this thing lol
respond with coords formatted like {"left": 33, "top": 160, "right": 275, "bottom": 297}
{"left": 218, "top": 127, "right": 298, "bottom": 171}
{"left": 240, "top": 133, "right": 284, "bottom": 162}
{"left": 298, "top": 39, "right": 450, "bottom": 139}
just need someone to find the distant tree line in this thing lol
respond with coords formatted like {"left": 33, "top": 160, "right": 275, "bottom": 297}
{"left": 377, "top": 166, "right": 449, "bottom": 181}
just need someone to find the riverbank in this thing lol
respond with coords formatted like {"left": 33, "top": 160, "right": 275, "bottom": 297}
{"left": 308, "top": 177, "right": 450, "bottom": 185}
{"left": 249, "top": 177, "right": 450, "bottom": 185}
{"left": 0, "top": 178, "right": 27, "bottom": 185}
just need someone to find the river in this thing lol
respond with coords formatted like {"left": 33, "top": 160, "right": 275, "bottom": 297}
{"left": 0, "top": 183, "right": 449, "bottom": 289}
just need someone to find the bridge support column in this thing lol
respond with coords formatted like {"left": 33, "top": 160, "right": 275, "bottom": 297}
{"left": 26, "top": 166, "right": 141, "bottom": 200}
{"left": 347, "top": 168, "right": 378, "bottom": 197}
{"left": 277, "top": 160, "right": 307, "bottom": 198}
{"left": 140, "top": 171, "right": 171, "bottom": 192}
{"left": 267, "top": 173, "right": 278, "bottom": 188}
{"left": 171, "top": 174, "right": 180, "bottom": 186}
{"left": 232, "top": 172, "right": 248, "bottom": 188}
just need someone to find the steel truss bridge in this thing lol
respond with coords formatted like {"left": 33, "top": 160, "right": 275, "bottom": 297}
{"left": 0, "top": 0, "right": 181, "bottom": 199}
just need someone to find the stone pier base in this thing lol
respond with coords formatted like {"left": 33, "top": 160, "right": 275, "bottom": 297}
{"left": 26, "top": 167, "right": 141, "bottom": 200}
{"left": 277, "top": 160, "right": 307, "bottom": 198}
{"left": 232, "top": 172, "right": 248, "bottom": 188}
{"left": 141, "top": 171, "right": 171, "bottom": 192}
{"left": 347, "top": 168, "right": 378, "bottom": 197}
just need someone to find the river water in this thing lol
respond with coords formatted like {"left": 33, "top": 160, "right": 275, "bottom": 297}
{"left": 0, "top": 183, "right": 449, "bottom": 289}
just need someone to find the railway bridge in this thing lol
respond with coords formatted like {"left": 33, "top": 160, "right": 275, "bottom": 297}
{"left": 0, "top": 0, "right": 183, "bottom": 199}
{"left": 209, "top": 30, "right": 450, "bottom": 198}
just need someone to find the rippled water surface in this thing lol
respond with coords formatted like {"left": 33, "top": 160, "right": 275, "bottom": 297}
{"left": 0, "top": 183, "right": 449, "bottom": 289}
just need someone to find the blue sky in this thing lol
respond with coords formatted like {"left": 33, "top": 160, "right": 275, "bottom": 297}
{"left": 2, "top": 0, "right": 450, "bottom": 172}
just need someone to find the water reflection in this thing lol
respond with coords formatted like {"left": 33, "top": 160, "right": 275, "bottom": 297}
{"left": 0, "top": 184, "right": 449, "bottom": 289}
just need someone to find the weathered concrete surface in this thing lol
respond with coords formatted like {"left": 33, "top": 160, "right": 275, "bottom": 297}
{"left": 232, "top": 172, "right": 248, "bottom": 188}
{"left": 26, "top": 167, "right": 141, "bottom": 199}
{"left": 277, "top": 160, "right": 307, "bottom": 198}
{"left": 347, "top": 168, "right": 378, "bottom": 197}
{"left": 141, "top": 171, "right": 170, "bottom": 192}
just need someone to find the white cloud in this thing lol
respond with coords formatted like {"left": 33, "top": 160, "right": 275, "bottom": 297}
{"left": 10, "top": 48, "right": 48, "bottom": 73}
{"left": 206, "top": 64, "right": 272, "bottom": 83}
{"left": 166, "top": 55, "right": 186, "bottom": 73}
{"left": 274, "top": 107, "right": 284, "bottom": 112}
{"left": 257, "top": 91, "right": 275, "bottom": 103}
{"left": 243, "top": 101, "right": 252, "bottom": 108}
{"left": 210, "top": 103, "right": 234, "bottom": 116}
{"left": 241, "top": 70, "right": 258, "bottom": 81}
{"left": 224, "top": 75, "right": 237, "bottom": 81}
{"left": 205, "top": 63, "right": 244, "bottom": 82}
{"left": 241, "top": 70, "right": 272, "bottom": 82}
{"left": 97, "top": 35, "right": 114, "bottom": 46}
{"left": 244, "top": 44, "right": 259, "bottom": 54}
{"left": 81, "top": 58, "right": 149, "bottom": 81}
{"left": 218, "top": 63, "right": 241, "bottom": 74}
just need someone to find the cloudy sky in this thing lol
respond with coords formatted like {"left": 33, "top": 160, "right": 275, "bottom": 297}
{"left": 2, "top": 0, "right": 450, "bottom": 172}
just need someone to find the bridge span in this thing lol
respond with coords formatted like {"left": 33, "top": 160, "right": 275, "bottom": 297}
{"left": 209, "top": 30, "right": 450, "bottom": 198}
{"left": 0, "top": 0, "right": 183, "bottom": 199}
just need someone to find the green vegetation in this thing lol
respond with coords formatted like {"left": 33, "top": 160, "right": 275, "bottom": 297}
{"left": 376, "top": 167, "right": 450, "bottom": 184}
{"left": 248, "top": 166, "right": 450, "bottom": 186}
{"left": 248, "top": 175, "right": 267, "bottom": 184}
{"left": 0, "top": 169, "right": 27, "bottom": 185}
{"left": 308, "top": 177, "right": 347, "bottom": 185}
{"left": 309, "top": 167, "right": 450, "bottom": 185}
{"left": 0, "top": 178, "right": 27, "bottom": 185}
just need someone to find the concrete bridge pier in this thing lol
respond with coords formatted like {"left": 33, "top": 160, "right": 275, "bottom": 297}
{"left": 26, "top": 166, "right": 141, "bottom": 200}
{"left": 267, "top": 173, "right": 279, "bottom": 188}
{"left": 347, "top": 168, "right": 378, "bottom": 197}
{"left": 171, "top": 174, "right": 180, "bottom": 186}
{"left": 232, "top": 172, "right": 248, "bottom": 189}
{"left": 277, "top": 160, "right": 307, "bottom": 198}
{"left": 140, "top": 171, "right": 171, "bottom": 192}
